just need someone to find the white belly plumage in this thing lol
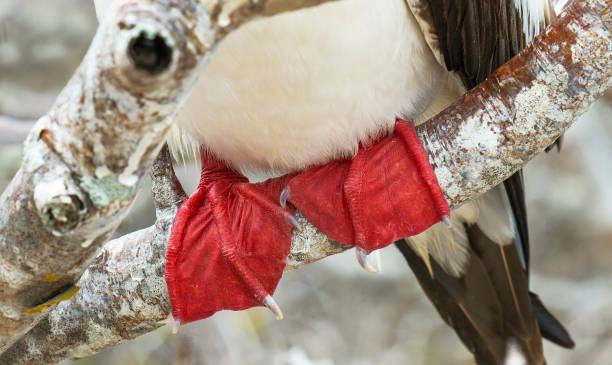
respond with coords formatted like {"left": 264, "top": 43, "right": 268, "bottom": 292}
{"left": 178, "top": 0, "right": 444, "bottom": 175}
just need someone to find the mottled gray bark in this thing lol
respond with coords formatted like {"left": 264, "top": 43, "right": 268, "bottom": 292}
{"left": 0, "top": 147, "right": 184, "bottom": 364}
{"left": 0, "top": 0, "right": 610, "bottom": 363}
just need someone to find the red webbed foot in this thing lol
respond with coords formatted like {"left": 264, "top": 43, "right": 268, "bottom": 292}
{"left": 285, "top": 119, "right": 450, "bottom": 254}
{"left": 394, "top": 120, "right": 450, "bottom": 227}
{"left": 166, "top": 120, "right": 450, "bottom": 326}
{"left": 166, "top": 150, "right": 294, "bottom": 326}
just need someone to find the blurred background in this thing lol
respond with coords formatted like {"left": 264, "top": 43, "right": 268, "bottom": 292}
{"left": 0, "top": 1, "right": 610, "bottom": 364}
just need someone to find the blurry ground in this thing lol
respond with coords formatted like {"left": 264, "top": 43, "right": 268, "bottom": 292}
{"left": 1, "top": 1, "right": 611, "bottom": 364}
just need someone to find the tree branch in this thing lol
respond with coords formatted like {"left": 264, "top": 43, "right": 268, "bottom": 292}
{"left": 0, "top": 0, "right": 610, "bottom": 363}
{"left": 0, "top": 0, "right": 341, "bottom": 349}
{"left": 423, "top": 0, "right": 612, "bottom": 206}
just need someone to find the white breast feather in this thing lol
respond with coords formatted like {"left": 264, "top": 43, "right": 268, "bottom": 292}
{"left": 178, "top": 0, "right": 444, "bottom": 175}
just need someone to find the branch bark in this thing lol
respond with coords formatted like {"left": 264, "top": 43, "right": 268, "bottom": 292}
{"left": 0, "top": 0, "right": 610, "bottom": 363}
{"left": 423, "top": 0, "right": 612, "bottom": 206}
{"left": 0, "top": 0, "right": 340, "bottom": 350}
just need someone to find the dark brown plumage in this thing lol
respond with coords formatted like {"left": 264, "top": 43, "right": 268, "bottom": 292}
{"left": 399, "top": 0, "right": 573, "bottom": 363}
{"left": 396, "top": 236, "right": 543, "bottom": 364}
{"left": 407, "top": 0, "right": 552, "bottom": 89}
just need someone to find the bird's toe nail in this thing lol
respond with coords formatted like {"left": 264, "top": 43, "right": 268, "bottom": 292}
{"left": 442, "top": 215, "right": 451, "bottom": 228}
{"left": 286, "top": 213, "right": 301, "bottom": 232}
{"left": 280, "top": 187, "right": 290, "bottom": 209}
{"left": 356, "top": 247, "right": 378, "bottom": 274}
{"left": 171, "top": 317, "right": 181, "bottom": 334}
{"left": 263, "top": 295, "right": 284, "bottom": 320}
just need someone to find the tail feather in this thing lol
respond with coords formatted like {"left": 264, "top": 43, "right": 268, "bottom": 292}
{"left": 466, "top": 225, "right": 545, "bottom": 363}
{"left": 396, "top": 239, "right": 508, "bottom": 364}
{"left": 529, "top": 292, "right": 575, "bottom": 349}
{"left": 502, "top": 172, "right": 574, "bottom": 348}
{"left": 396, "top": 232, "right": 546, "bottom": 365}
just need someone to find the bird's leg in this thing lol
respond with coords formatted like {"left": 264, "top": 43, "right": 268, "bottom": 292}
{"left": 394, "top": 120, "right": 450, "bottom": 227}
{"left": 235, "top": 183, "right": 300, "bottom": 230}
{"left": 200, "top": 154, "right": 294, "bottom": 320}
{"left": 339, "top": 142, "right": 382, "bottom": 274}
{"left": 166, "top": 150, "right": 295, "bottom": 327}
{"left": 207, "top": 184, "right": 284, "bottom": 320}
{"left": 339, "top": 120, "right": 449, "bottom": 274}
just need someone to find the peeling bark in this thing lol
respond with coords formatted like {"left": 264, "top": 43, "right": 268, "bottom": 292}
{"left": 422, "top": 0, "right": 612, "bottom": 206}
{"left": 0, "top": 0, "right": 610, "bottom": 363}
{"left": 0, "top": 147, "right": 183, "bottom": 364}
{"left": 0, "top": 0, "right": 342, "bottom": 351}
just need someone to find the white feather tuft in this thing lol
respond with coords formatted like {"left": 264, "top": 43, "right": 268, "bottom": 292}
{"left": 504, "top": 339, "right": 528, "bottom": 365}
{"left": 476, "top": 185, "right": 516, "bottom": 246}
{"left": 512, "top": 0, "right": 556, "bottom": 42}
{"left": 406, "top": 200, "right": 479, "bottom": 277}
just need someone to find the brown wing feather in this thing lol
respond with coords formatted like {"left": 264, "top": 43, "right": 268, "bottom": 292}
{"left": 396, "top": 239, "right": 508, "bottom": 364}
{"left": 404, "top": 0, "right": 571, "bottom": 360}
{"left": 466, "top": 226, "right": 545, "bottom": 362}
{"left": 406, "top": 0, "right": 552, "bottom": 89}
{"left": 398, "top": 230, "right": 546, "bottom": 363}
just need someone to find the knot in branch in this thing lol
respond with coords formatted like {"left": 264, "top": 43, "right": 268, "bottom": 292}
{"left": 108, "top": 5, "right": 184, "bottom": 94}
{"left": 40, "top": 195, "right": 86, "bottom": 235}
{"left": 34, "top": 178, "right": 86, "bottom": 236}
{"left": 128, "top": 30, "right": 173, "bottom": 74}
